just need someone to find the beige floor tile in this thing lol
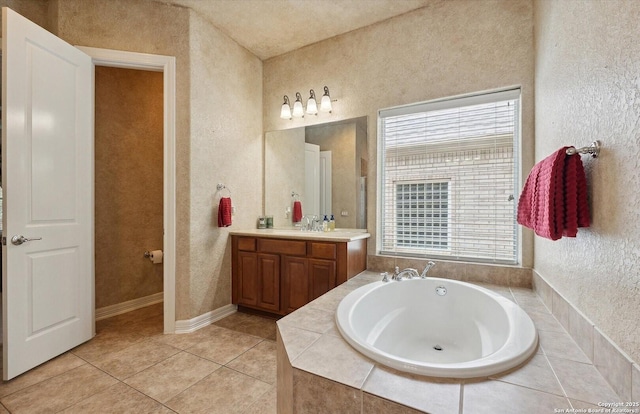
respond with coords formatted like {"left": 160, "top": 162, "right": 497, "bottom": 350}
{"left": 0, "top": 364, "right": 118, "bottom": 413}
{"left": 463, "top": 379, "right": 569, "bottom": 414}
{"left": 165, "top": 367, "right": 271, "bottom": 414}
{"left": 151, "top": 329, "right": 211, "bottom": 350}
{"left": 71, "top": 328, "right": 147, "bottom": 363}
{"left": 91, "top": 339, "right": 180, "bottom": 380}
{"left": 213, "top": 312, "right": 278, "bottom": 340}
{"left": 547, "top": 356, "right": 620, "bottom": 405}
{"left": 60, "top": 382, "right": 172, "bottom": 413}
{"left": 490, "top": 353, "right": 564, "bottom": 396}
{"left": 227, "top": 340, "right": 277, "bottom": 384}
{"left": 185, "top": 326, "right": 262, "bottom": 365}
{"left": 124, "top": 351, "right": 221, "bottom": 403}
{"left": 0, "top": 352, "right": 86, "bottom": 398}
{"left": 0, "top": 403, "right": 8, "bottom": 413}
{"left": 240, "top": 384, "right": 277, "bottom": 414}
{"left": 570, "top": 399, "right": 602, "bottom": 409}
{"left": 362, "top": 394, "right": 426, "bottom": 414}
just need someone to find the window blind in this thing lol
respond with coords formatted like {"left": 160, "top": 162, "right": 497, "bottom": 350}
{"left": 378, "top": 89, "right": 520, "bottom": 264}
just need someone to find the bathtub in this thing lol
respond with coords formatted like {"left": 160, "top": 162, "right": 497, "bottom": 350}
{"left": 336, "top": 277, "right": 538, "bottom": 378}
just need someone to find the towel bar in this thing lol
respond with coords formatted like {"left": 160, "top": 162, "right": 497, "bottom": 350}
{"left": 566, "top": 141, "right": 601, "bottom": 158}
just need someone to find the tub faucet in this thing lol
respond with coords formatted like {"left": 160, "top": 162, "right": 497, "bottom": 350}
{"left": 393, "top": 267, "right": 419, "bottom": 281}
{"left": 419, "top": 261, "right": 436, "bottom": 278}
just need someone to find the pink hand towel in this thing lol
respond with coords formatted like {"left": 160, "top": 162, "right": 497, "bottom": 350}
{"left": 218, "top": 197, "right": 232, "bottom": 227}
{"left": 292, "top": 201, "right": 303, "bottom": 223}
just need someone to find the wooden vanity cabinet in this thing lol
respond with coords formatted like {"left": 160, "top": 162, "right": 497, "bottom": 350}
{"left": 232, "top": 235, "right": 366, "bottom": 316}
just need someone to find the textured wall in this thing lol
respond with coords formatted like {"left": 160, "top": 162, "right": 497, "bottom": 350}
{"left": 94, "top": 67, "right": 164, "bottom": 308}
{"left": 187, "top": 12, "right": 263, "bottom": 318}
{"left": 263, "top": 0, "right": 535, "bottom": 268}
{"left": 534, "top": 0, "right": 640, "bottom": 363}
{"left": 0, "top": 0, "right": 49, "bottom": 31}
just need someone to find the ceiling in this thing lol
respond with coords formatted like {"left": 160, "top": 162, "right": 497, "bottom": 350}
{"left": 159, "top": 0, "right": 431, "bottom": 60}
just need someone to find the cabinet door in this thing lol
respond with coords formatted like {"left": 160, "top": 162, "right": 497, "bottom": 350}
{"left": 257, "top": 253, "right": 280, "bottom": 312}
{"left": 282, "top": 256, "right": 309, "bottom": 314}
{"left": 236, "top": 251, "right": 259, "bottom": 307}
{"left": 309, "top": 259, "right": 337, "bottom": 301}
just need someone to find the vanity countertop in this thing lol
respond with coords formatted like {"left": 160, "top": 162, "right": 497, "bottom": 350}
{"left": 229, "top": 228, "right": 370, "bottom": 242}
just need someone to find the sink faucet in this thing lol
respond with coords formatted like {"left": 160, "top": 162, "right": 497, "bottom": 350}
{"left": 419, "top": 261, "right": 436, "bottom": 278}
{"left": 393, "top": 267, "right": 419, "bottom": 281}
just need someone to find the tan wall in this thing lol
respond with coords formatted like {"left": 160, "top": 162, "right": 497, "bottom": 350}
{"left": 263, "top": 0, "right": 535, "bottom": 268}
{"left": 0, "top": 0, "right": 49, "bottom": 31}
{"left": 534, "top": 0, "right": 640, "bottom": 363}
{"left": 186, "top": 12, "right": 263, "bottom": 317}
{"left": 94, "top": 67, "right": 163, "bottom": 308}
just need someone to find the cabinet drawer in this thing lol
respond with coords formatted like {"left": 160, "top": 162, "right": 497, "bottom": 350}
{"left": 258, "top": 238, "right": 306, "bottom": 256}
{"left": 308, "top": 242, "right": 337, "bottom": 260}
{"left": 237, "top": 237, "right": 256, "bottom": 251}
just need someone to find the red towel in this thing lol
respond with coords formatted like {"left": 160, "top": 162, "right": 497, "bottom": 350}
{"left": 292, "top": 201, "right": 303, "bottom": 223}
{"left": 517, "top": 147, "right": 590, "bottom": 240}
{"left": 218, "top": 197, "right": 232, "bottom": 227}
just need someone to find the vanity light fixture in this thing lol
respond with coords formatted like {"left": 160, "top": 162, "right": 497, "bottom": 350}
{"left": 320, "top": 86, "right": 333, "bottom": 113}
{"left": 306, "top": 89, "right": 318, "bottom": 115}
{"left": 280, "top": 86, "right": 334, "bottom": 120}
{"left": 292, "top": 92, "right": 305, "bottom": 118}
{"left": 280, "top": 95, "right": 292, "bottom": 119}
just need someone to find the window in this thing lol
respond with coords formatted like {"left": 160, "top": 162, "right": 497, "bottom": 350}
{"left": 378, "top": 89, "right": 520, "bottom": 264}
{"left": 396, "top": 181, "right": 449, "bottom": 250}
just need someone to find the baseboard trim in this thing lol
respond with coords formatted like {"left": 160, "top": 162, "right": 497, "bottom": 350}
{"left": 174, "top": 304, "right": 238, "bottom": 334}
{"left": 95, "top": 292, "right": 164, "bottom": 321}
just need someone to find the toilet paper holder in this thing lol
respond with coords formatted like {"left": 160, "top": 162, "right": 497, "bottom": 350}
{"left": 144, "top": 251, "right": 151, "bottom": 258}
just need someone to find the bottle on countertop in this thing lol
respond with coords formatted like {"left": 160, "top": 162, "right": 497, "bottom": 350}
{"left": 323, "top": 215, "right": 329, "bottom": 232}
{"left": 329, "top": 214, "right": 335, "bottom": 231}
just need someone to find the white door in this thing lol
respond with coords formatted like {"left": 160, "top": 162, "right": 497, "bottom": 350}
{"left": 319, "top": 151, "right": 332, "bottom": 218}
{"left": 304, "top": 143, "right": 320, "bottom": 217}
{"left": 2, "top": 7, "right": 93, "bottom": 380}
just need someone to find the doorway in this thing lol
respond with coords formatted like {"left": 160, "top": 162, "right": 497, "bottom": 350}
{"left": 78, "top": 46, "right": 177, "bottom": 334}
{"left": 94, "top": 66, "right": 164, "bottom": 320}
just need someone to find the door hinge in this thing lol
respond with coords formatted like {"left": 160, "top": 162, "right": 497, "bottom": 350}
{"left": 1, "top": 237, "right": 6, "bottom": 246}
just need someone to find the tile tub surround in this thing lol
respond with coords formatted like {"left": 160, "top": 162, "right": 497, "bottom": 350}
{"left": 277, "top": 271, "right": 622, "bottom": 413}
{"left": 533, "top": 271, "right": 639, "bottom": 404}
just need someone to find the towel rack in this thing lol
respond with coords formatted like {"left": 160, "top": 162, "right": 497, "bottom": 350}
{"left": 291, "top": 191, "right": 300, "bottom": 200}
{"left": 217, "top": 183, "right": 231, "bottom": 196}
{"left": 566, "top": 141, "right": 601, "bottom": 158}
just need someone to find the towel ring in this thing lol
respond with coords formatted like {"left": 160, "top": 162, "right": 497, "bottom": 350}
{"left": 217, "top": 183, "right": 231, "bottom": 196}
{"left": 291, "top": 191, "right": 300, "bottom": 201}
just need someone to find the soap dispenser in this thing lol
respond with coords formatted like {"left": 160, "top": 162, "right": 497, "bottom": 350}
{"left": 322, "top": 215, "right": 329, "bottom": 232}
{"left": 329, "top": 214, "right": 335, "bottom": 231}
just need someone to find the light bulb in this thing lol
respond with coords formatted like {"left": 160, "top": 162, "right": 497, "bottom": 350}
{"left": 320, "top": 86, "right": 332, "bottom": 113}
{"left": 306, "top": 90, "right": 318, "bottom": 115}
{"left": 280, "top": 95, "right": 292, "bottom": 119}
{"left": 292, "top": 92, "right": 304, "bottom": 118}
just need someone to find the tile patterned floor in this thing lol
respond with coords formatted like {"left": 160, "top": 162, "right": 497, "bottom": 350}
{"left": 0, "top": 304, "right": 278, "bottom": 413}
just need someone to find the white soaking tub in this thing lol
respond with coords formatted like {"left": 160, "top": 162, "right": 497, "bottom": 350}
{"left": 336, "top": 277, "right": 538, "bottom": 378}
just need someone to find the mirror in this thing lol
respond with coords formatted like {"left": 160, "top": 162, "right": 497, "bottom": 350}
{"left": 265, "top": 117, "right": 368, "bottom": 229}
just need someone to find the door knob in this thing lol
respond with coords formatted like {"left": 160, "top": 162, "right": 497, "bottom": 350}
{"left": 10, "top": 235, "right": 42, "bottom": 246}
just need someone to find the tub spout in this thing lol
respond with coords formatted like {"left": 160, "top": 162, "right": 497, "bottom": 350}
{"left": 394, "top": 268, "right": 419, "bottom": 281}
{"left": 420, "top": 261, "right": 436, "bottom": 278}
